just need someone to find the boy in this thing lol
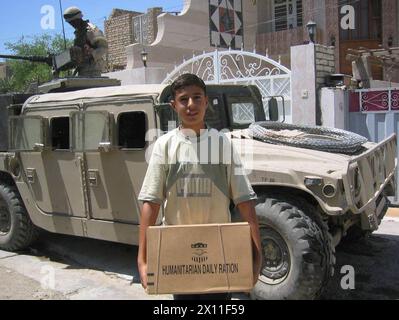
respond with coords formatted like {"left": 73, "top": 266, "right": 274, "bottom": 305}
{"left": 137, "top": 74, "right": 262, "bottom": 300}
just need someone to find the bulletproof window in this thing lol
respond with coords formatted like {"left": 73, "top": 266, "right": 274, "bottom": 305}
{"left": 51, "top": 117, "right": 70, "bottom": 150}
{"left": 231, "top": 102, "right": 255, "bottom": 125}
{"left": 71, "top": 111, "right": 110, "bottom": 151}
{"left": 205, "top": 96, "right": 229, "bottom": 131}
{"left": 156, "top": 104, "right": 178, "bottom": 133}
{"left": 9, "top": 116, "right": 44, "bottom": 152}
{"left": 118, "top": 111, "right": 147, "bottom": 149}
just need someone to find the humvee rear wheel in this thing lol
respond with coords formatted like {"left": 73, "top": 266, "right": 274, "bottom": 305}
{"left": 252, "top": 194, "right": 335, "bottom": 300}
{"left": 0, "top": 183, "right": 39, "bottom": 251}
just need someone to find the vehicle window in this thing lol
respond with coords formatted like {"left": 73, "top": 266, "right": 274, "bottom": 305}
{"left": 51, "top": 117, "right": 70, "bottom": 150}
{"left": 156, "top": 104, "right": 178, "bottom": 133}
{"left": 118, "top": 111, "right": 147, "bottom": 149}
{"left": 231, "top": 102, "right": 256, "bottom": 124}
{"left": 205, "top": 97, "right": 228, "bottom": 131}
{"left": 71, "top": 112, "right": 110, "bottom": 151}
{"left": 9, "top": 117, "right": 44, "bottom": 151}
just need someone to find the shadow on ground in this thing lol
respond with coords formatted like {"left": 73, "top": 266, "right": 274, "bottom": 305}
{"left": 27, "top": 231, "right": 141, "bottom": 283}
{"left": 21, "top": 225, "right": 399, "bottom": 300}
{"left": 321, "top": 232, "right": 399, "bottom": 300}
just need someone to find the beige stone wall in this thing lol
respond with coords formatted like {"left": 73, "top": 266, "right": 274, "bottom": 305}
{"left": 325, "top": 0, "right": 340, "bottom": 73}
{"left": 105, "top": 8, "right": 164, "bottom": 71}
{"left": 315, "top": 44, "right": 335, "bottom": 87}
{"left": 105, "top": 9, "right": 141, "bottom": 70}
{"left": 0, "top": 63, "right": 6, "bottom": 80}
{"left": 0, "top": 63, "right": 7, "bottom": 80}
{"left": 133, "top": 8, "right": 163, "bottom": 45}
{"left": 315, "top": 44, "right": 335, "bottom": 125}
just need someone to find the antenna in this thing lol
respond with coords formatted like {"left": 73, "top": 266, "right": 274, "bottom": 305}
{"left": 59, "top": 0, "right": 67, "bottom": 50}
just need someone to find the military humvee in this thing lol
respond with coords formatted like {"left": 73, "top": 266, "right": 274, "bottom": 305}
{"left": 0, "top": 80, "right": 396, "bottom": 300}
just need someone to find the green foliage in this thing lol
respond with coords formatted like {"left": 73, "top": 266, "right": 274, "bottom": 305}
{"left": 0, "top": 78, "right": 15, "bottom": 94}
{"left": 2, "top": 34, "right": 73, "bottom": 93}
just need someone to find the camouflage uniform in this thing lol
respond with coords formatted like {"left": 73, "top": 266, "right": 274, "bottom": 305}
{"left": 64, "top": 7, "right": 108, "bottom": 77}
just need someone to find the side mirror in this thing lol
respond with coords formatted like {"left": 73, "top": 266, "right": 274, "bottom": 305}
{"left": 267, "top": 96, "right": 286, "bottom": 122}
{"left": 268, "top": 97, "right": 279, "bottom": 122}
{"left": 98, "top": 142, "right": 112, "bottom": 153}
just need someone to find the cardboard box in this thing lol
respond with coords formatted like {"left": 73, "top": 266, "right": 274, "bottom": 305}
{"left": 146, "top": 222, "right": 253, "bottom": 295}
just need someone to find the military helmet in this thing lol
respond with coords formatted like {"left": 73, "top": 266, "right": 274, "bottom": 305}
{"left": 63, "top": 7, "right": 83, "bottom": 22}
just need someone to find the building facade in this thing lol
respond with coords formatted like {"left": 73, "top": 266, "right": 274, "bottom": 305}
{"left": 256, "top": 0, "right": 399, "bottom": 81}
{"left": 104, "top": 0, "right": 398, "bottom": 84}
{"left": 104, "top": 8, "right": 163, "bottom": 71}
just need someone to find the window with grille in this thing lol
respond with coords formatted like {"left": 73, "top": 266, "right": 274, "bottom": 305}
{"left": 273, "top": 0, "right": 303, "bottom": 31}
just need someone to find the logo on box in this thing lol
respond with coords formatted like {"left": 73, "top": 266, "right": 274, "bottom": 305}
{"left": 191, "top": 242, "right": 208, "bottom": 263}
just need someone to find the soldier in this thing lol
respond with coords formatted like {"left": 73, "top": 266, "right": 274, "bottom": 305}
{"left": 63, "top": 6, "right": 108, "bottom": 77}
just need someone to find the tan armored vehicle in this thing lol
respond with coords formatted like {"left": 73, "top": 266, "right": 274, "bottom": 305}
{"left": 0, "top": 80, "right": 396, "bottom": 300}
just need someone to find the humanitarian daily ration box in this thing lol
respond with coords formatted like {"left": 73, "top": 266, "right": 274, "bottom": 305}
{"left": 146, "top": 222, "right": 253, "bottom": 295}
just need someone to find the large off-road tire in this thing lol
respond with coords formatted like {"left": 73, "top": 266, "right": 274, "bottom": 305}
{"left": 0, "top": 182, "right": 39, "bottom": 251}
{"left": 251, "top": 194, "right": 335, "bottom": 300}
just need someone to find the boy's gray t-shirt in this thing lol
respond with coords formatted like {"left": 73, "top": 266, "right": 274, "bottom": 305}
{"left": 138, "top": 128, "right": 257, "bottom": 225}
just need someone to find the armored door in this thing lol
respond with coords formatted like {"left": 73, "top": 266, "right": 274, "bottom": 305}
{"left": 10, "top": 110, "right": 87, "bottom": 218}
{"left": 78, "top": 100, "right": 154, "bottom": 224}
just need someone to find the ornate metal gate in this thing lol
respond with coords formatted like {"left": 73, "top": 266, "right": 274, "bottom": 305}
{"left": 162, "top": 49, "right": 292, "bottom": 123}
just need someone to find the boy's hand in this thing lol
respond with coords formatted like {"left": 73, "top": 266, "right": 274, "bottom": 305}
{"left": 252, "top": 246, "right": 262, "bottom": 286}
{"left": 137, "top": 201, "right": 160, "bottom": 292}
{"left": 138, "top": 262, "right": 148, "bottom": 289}
{"left": 236, "top": 200, "right": 263, "bottom": 287}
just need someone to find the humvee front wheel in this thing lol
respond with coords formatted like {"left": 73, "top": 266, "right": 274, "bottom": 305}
{"left": 251, "top": 195, "right": 335, "bottom": 300}
{"left": 0, "top": 183, "right": 39, "bottom": 251}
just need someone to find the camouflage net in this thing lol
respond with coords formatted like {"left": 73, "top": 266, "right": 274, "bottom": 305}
{"left": 248, "top": 121, "right": 368, "bottom": 155}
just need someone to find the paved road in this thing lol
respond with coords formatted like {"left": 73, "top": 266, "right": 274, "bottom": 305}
{"left": 321, "top": 216, "right": 399, "bottom": 300}
{"left": 1, "top": 216, "right": 398, "bottom": 300}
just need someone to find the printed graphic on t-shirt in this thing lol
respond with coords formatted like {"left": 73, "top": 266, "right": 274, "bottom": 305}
{"left": 176, "top": 174, "right": 212, "bottom": 197}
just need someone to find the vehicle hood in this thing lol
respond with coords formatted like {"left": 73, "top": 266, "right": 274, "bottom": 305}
{"left": 228, "top": 130, "right": 373, "bottom": 178}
